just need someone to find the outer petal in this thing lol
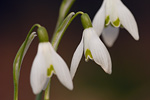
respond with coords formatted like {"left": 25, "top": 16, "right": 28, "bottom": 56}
{"left": 89, "top": 29, "right": 112, "bottom": 74}
{"left": 30, "top": 44, "right": 48, "bottom": 94}
{"left": 49, "top": 43, "right": 73, "bottom": 90}
{"left": 102, "top": 25, "right": 119, "bottom": 47}
{"left": 70, "top": 38, "right": 83, "bottom": 79}
{"left": 117, "top": 1, "right": 139, "bottom": 40}
{"left": 92, "top": 0, "right": 106, "bottom": 36}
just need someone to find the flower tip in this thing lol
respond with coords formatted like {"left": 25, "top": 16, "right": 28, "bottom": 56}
{"left": 103, "top": 65, "right": 112, "bottom": 75}
{"left": 69, "top": 85, "right": 74, "bottom": 91}
{"left": 70, "top": 72, "right": 75, "bottom": 80}
{"left": 101, "top": 62, "right": 112, "bottom": 75}
{"left": 105, "top": 42, "right": 114, "bottom": 48}
{"left": 107, "top": 69, "right": 112, "bottom": 75}
{"left": 135, "top": 35, "right": 139, "bottom": 41}
{"left": 65, "top": 81, "right": 74, "bottom": 90}
{"left": 131, "top": 32, "right": 139, "bottom": 41}
{"left": 32, "top": 87, "right": 41, "bottom": 95}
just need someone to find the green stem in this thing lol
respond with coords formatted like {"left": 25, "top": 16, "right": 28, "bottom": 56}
{"left": 51, "top": 11, "right": 84, "bottom": 50}
{"left": 43, "top": 3, "right": 77, "bottom": 99}
{"left": 43, "top": 12, "right": 84, "bottom": 100}
{"left": 36, "top": 92, "right": 43, "bottom": 100}
{"left": 54, "top": 0, "right": 75, "bottom": 34}
{"left": 44, "top": 79, "right": 51, "bottom": 100}
{"left": 13, "top": 24, "right": 41, "bottom": 100}
{"left": 43, "top": 11, "right": 84, "bottom": 100}
{"left": 14, "top": 84, "right": 18, "bottom": 100}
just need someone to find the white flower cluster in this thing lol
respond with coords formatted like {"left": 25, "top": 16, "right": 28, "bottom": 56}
{"left": 30, "top": 0, "right": 139, "bottom": 95}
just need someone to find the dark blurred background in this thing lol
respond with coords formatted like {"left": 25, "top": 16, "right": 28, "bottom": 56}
{"left": 0, "top": 0, "right": 150, "bottom": 100}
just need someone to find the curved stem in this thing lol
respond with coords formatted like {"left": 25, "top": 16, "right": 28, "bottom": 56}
{"left": 13, "top": 24, "right": 41, "bottom": 100}
{"left": 44, "top": 79, "right": 51, "bottom": 100}
{"left": 53, "top": 0, "right": 75, "bottom": 34}
{"left": 51, "top": 11, "right": 84, "bottom": 50}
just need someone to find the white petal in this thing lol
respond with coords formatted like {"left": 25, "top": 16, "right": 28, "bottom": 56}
{"left": 92, "top": 0, "right": 106, "bottom": 36}
{"left": 42, "top": 77, "right": 50, "bottom": 90}
{"left": 49, "top": 43, "right": 73, "bottom": 90}
{"left": 102, "top": 25, "right": 119, "bottom": 47}
{"left": 83, "top": 29, "right": 91, "bottom": 54}
{"left": 30, "top": 44, "right": 48, "bottom": 94}
{"left": 89, "top": 29, "right": 112, "bottom": 74}
{"left": 105, "top": 0, "right": 112, "bottom": 17}
{"left": 38, "top": 43, "right": 52, "bottom": 64}
{"left": 117, "top": 1, "right": 139, "bottom": 40}
{"left": 70, "top": 38, "right": 83, "bottom": 79}
{"left": 106, "top": 0, "right": 119, "bottom": 24}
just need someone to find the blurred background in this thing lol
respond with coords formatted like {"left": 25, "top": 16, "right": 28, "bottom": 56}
{"left": 0, "top": 0, "right": 150, "bottom": 100}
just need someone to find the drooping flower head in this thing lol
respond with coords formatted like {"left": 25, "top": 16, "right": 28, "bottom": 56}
{"left": 30, "top": 26, "right": 73, "bottom": 94}
{"left": 70, "top": 13, "right": 112, "bottom": 79}
{"left": 92, "top": 0, "right": 139, "bottom": 47}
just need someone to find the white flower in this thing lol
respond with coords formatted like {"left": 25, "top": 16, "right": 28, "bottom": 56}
{"left": 70, "top": 27, "right": 112, "bottom": 79}
{"left": 92, "top": 0, "right": 139, "bottom": 47}
{"left": 30, "top": 42, "right": 73, "bottom": 94}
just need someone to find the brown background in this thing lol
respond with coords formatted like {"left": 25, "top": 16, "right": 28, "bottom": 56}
{"left": 0, "top": 0, "right": 150, "bottom": 100}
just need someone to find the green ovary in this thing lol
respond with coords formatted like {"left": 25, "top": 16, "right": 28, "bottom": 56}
{"left": 47, "top": 65, "right": 55, "bottom": 77}
{"left": 85, "top": 49, "right": 93, "bottom": 61}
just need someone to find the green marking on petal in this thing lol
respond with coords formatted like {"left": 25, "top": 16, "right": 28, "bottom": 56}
{"left": 120, "top": 24, "right": 124, "bottom": 28}
{"left": 105, "top": 16, "right": 110, "bottom": 26}
{"left": 47, "top": 65, "right": 55, "bottom": 77}
{"left": 112, "top": 18, "right": 120, "bottom": 27}
{"left": 85, "top": 49, "right": 93, "bottom": 61}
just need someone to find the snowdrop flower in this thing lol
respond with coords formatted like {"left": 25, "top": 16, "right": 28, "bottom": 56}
{"left": 70, "top": 13, "right": 112, "bottom": 79}
{"left": 92, "top": 0, "right": 139, "bottom": 47}
{"left": 30, "top": 27, "right": 73, "bottom": 94}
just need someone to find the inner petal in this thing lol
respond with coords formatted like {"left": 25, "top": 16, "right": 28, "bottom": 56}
{"left": 85, "top": 49, "right": 93, "bottom": 62}
{"left": 112, "top": 18, "right": 120, "bottom": 27}
{"left": 105, "top": 16, "right": 110, "bottom": 26}
{"left": 106, "top": 0, "right": 120, "bottom": 27}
